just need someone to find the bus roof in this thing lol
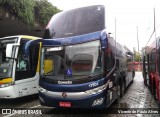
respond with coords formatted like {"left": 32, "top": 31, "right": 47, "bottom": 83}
{"left": 44, "top": 5, "right": 105, "bottom": 39}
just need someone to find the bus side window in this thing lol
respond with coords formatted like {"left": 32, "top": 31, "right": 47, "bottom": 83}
{"left": 149, "top": 51, "right": 156, "bottom": 72}
{"left": 15, "top": 39, "right": 39, "bottom": 81}
{"left": 159, "top": 49, "right": 160, "bottom": 73}
{"left": 106, "top": 50, "right": 114, "bottom": 72}
{"left": 116, "top": 59, "right": 119, "bottom": 69}
{"left": 126, "top": 54, "right": 133, "bottom": 72}
{"left": 17, "top": 55, "right": 28, "bottom": 71}
{"left": 16, "top": 40, "right": 29, "bottom": 72}
{"left": 0, "top": 46, "right": 6, "bottom": 63}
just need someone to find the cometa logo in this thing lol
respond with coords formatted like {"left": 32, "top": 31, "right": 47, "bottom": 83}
{"left": 58, "top": 81, "right": 72, "bottom": 84}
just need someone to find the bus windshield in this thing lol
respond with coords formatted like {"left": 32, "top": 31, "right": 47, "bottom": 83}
{"left": 0, "top": 38, "right": 17, "bottom": 78}
{"left": 41, "top": 40, "right": 103, "bottom": 80}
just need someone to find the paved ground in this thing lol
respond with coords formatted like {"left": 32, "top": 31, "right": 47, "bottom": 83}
{"left": 108, "top": 72, "right": 160, "bottom": 117}
{"left": 117, "top": 72, "right": 158, "bottom": 108}
{"left": 0, "top": 72, "right": 160, "bottom": 117}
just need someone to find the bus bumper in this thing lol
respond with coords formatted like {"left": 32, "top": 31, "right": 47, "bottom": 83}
{"left": 39, "top": 91, "right": 107, "bottom": 108}
{"left": 0, "top": 86, "right": 16, "bottom": 98}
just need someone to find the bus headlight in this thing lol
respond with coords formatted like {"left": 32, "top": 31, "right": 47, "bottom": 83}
{"left": 0, "top": 83, "right": 12, "bottom": 88}
{"left": 39, "top": 86, "right": 47, "bottom": 93}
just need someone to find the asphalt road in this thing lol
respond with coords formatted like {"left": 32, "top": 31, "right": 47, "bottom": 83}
{"left": 0, "top": 72, "right": 160, "bottom": 117}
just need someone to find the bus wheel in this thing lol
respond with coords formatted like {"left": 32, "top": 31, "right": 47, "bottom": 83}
{"left": 154, "top": 87, "right": 157, "bottom": 100}
{"left": 115, "top": 83, "right": 121, "bottom": 103}
{"left": 120, "top": 81, "right": 125, "bottom": 97}
{"left": 117, "top": 84, "right": 121, "bottom": 98}
{"left": 153, "top": 82, "right": 157, "bottom": 100}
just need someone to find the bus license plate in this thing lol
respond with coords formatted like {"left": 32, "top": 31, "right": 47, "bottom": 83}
{"left": 59, "top": 102, "right": 71, "bottom": 107}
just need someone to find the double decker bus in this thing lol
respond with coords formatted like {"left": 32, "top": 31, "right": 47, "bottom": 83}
{"left": 0, "top": 35, "right": 41, "bottom": 98}
{"left": 142, "top": 30, "right": 160, "bottom": 106}
{"left": 25, "top": 5, "right": 134, "bottom": 108}
{"left": 142, "top": 6, "right": 160, "bottom": 106}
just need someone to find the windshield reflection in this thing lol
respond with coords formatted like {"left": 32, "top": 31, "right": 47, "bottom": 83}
{"left": 41, "top": 40, "right": 103, "bottom": 80}
{"left": 0, "top": 59, "right": 13, "bottom": 78}
{"left": 0, "top": 37, "right": 17, "bottom": 78}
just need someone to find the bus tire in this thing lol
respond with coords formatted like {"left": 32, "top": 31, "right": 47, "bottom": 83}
{"left": 115, "top": 83, "right": 121, "bottom": 103}
{"left": 153, "top": 82, "right": 157, "bottom": 100}
{"left": 120, "top": 80, "right": 125, "bottom": 97}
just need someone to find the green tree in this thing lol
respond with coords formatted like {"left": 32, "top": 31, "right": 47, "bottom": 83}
{"left": 133, "top": 47, "right": 141, "bottom": 62}
{"left": 0, "top": 0, "right": 61, "bottom": 25}
{"left": 0, "top": 0, "right": 35, "bottom": 24}
{"left": 34, "top": 0, "right": 61, "bottom": 25}
{"left": 135, "top": 52, "right": 141, "bottom": 62}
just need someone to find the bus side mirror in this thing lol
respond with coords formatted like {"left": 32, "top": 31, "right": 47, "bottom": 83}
{"left": 100, "top": 30, "right": 107, "bottom": 50}
{"left": 6, "top": 44, "right": 19, "bottom": 58}
{"left": 127, "top": 54, "right": 132, "bottom": 60}
{"left": 126, "top": 52, "right": 133, "bottom": 60}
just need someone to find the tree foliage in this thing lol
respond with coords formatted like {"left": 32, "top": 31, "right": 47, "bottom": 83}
{"left": 0, "top": 0, "right": 35, "bottom": 24}
{"left": 34, "top": 0, "right": 61, "bottom": 25}
{"left": 0, "top": 0, "right": 61, "bottom": 25}
{"left": 134, "top": 52, "right": 141, "bottom": 62}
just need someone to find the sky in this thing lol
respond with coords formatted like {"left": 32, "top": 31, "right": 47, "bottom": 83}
{"left": 48, "top": 0, "right": 160, "bottom": 52}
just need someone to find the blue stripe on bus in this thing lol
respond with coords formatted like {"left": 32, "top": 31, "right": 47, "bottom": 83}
{"left": 39, "top": 77, "right": 110, "bottom": 92}
{"left": 43, "top": 31, "right": 101, "bottom": 46}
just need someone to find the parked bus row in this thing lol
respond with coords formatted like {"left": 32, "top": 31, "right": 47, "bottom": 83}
{"left": 142, "top": 6, "right": 160, "bottom": 107}
{"left": 25, "top": 5, "right": 135, "bottom": 108}
{"left": 142, "top": 31, "right": 160, "bottom": 107}
{"left": 0, "top": 5, "right": 135, "bottom": 108}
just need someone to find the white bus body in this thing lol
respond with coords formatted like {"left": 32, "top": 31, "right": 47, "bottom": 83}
{"left": 0, "top": 35, "right": 41, "bottom": 98}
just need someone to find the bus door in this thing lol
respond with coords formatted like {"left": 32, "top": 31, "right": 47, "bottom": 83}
{"left": 15, "top": 39, "right": 40, "bottom": 97}
{"left": 105, "top": 49, "right": 117, "bottom": 103}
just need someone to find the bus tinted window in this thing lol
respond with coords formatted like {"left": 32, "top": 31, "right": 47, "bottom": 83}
{"left": 0, "top": 38, "right": 17, "bottom": 78}
{"left": 15, "top": 39, "right": 39, "bottom": 80}
{"left": 44, "top": 5, "right": 105, "bottom": 39}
